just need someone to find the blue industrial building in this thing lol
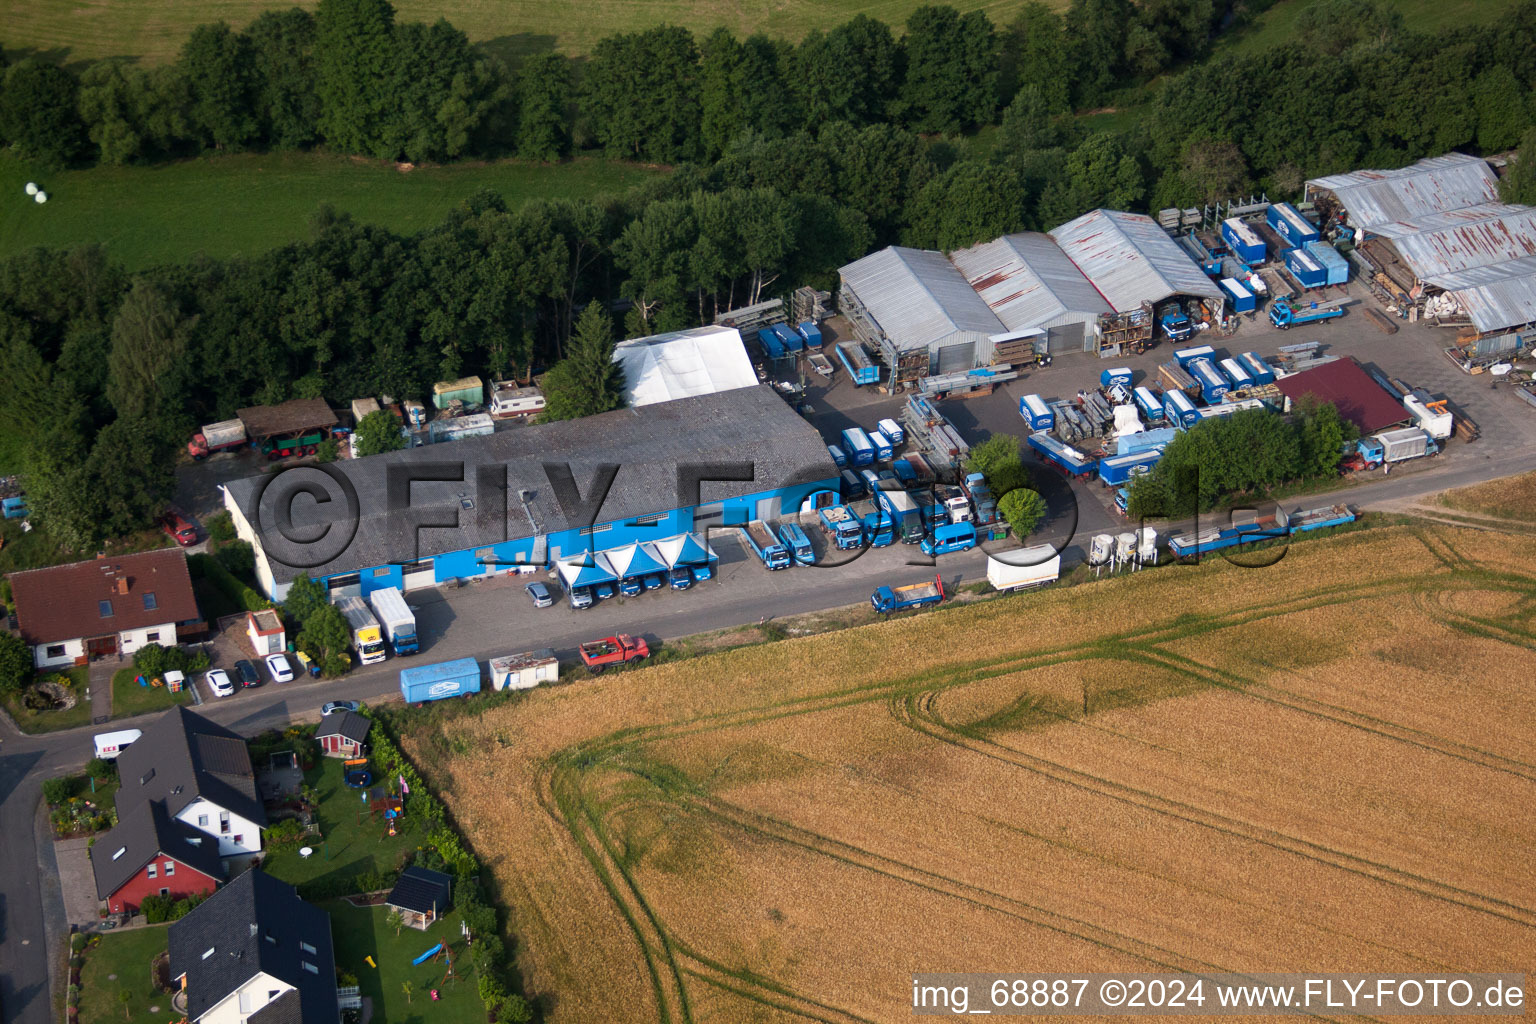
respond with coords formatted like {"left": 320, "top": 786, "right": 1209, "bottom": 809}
{"left": 224, "top": 386, "right": 839, "bottom": 601}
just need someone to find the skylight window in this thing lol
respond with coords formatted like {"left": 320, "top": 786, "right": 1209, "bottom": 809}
{"left": 143, "top": 592, "right": 158, "bottom": 611}
{"left": 99, "top": 600, "right": 113, "bottom": 617}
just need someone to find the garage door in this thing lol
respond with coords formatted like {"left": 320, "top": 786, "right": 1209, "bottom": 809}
{"left": 1048, "top": 322, "right": 1087, "bottom": 352}
{"left": 401, "top": 560, "right": 435, "bottom": 591}
{"left": 935, "top": 341, "right": 973, "bottom": 374}
{"left": 755, "top": 496, "right": 781, "bottom": 521}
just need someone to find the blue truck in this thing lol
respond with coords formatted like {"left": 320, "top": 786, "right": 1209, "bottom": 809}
{"left": 827, "top": 443, "right": 847, "bottom": 468}
{"left": 1160, "top": 310, "right": 1194, "bottom": 342}
{"left": 400, "top": 657, "right": 482, "bottom": 705}
{"left": 1098, "top": 447, "right": 1165, "bottom": 487}
{"left": 919, "top": 521, "right": 977, "bottom": 557}
{"left": 876, "top": 487, "right": 925, "bottom": 543}
{"left": 961, "top": 473, "right": 998, "bottom": 526}
{"left": 776, "top": 521, "right": 816, "bottom": 565}
{"left": 849, "top": 499, "right": 894, "bottom": 546}
{"left": 742, "top": 520, "right": 791, "bottom": 569}
{"left": 836, "top": 341, "right": 880, "bottom": 385}
{"left": 1269, "top": 295, "right": 1346, "bottom": 329}
{"left": 912, "top": 490, "right": 947, "bottom": 529}
{"left": 878, "top": 417, "right": 905, "bottom": 446}
{"left": 817, "top": 504, "right": 864, "bottom": 549}
{"left": 868, "top": 430, "right": 894, "bottom": 462}
{"left": 841, "top": 427, "right": 875, "bottom": 466}
{"left": 870, "top": 575, "right": 945, "bottom": 614}
{"left": 1133, "top": 386, "right": 1165, "bottom": 423}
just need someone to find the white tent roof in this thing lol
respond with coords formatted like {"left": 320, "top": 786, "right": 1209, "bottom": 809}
{"left": 612, "top": 325, "right": 758, "bottom": 409}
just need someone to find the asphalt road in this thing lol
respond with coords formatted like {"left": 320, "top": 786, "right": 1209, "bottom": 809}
{"left": 7, "top": 285, "right": 1536, "bottom": 1022}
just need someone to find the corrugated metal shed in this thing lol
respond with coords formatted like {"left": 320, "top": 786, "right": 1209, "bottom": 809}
{"left": 838, "top": 247, "right": 1003, "bottom": 352}
{"left": 1423, "top": 255, "right": 1536, "bottom": 333}
{"left": 1371, "top": 204, "right": 1536, "bottom": 277}
{"left": 1049, "top": 209, "right": 1223, "bottom": 313}
{"left": 1305, "top": 153, "right": 1498, "bottom": 229}
{"left": 949, "top": 233, "right": 1112, "bottom": 332}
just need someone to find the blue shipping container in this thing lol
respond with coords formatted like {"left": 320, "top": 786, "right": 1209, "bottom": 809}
{"left": 1238, "top": 352, "right": 1276, "bottom": 385}
{"left": 1219, "top": 277, "right": 1257, "bottom": 313}
{"left": 841, "top": 427, "right": 875, "bottom": 466}
{"left": 1268, "top": 202, "right": 1320, "bottom": 247}
{"left": 1099, "top": 448, "right": 1164, "bottom": 487}
{"left": 1019, "top": 394, "right": 1054, "bottom": 431}
{"left": 1099, "top": 367, "right": 1134, "bottom": 387}
{"left": 775, "top": 323, "right": 804, "bottom": 353}
{"left": 1163, "top": 389, "right": 1201, "bottom": 428}
{"left": 1173, "top": 344, "right": 1216, "bottom": 368}
{"left": 1119, "top": 426, "right": 1178, "bottom": 455}
{"left": 827, "top": 444, "right": 847, "bottom": 468}
{"left": 1304, "top": 240, "right": 1349, "bottom": 286}
{"left": 1221, "top": 217, "right": 1267, "bottom": 263}
{"left": 1219, "top": 357, "right": 1254, "bottom": 391}
{"left": 1284, "top": 247, "right": 1328, "bottom": 289}
{"left": 1133, "top": 386, "right": 1165, "bottom": 423}
{"left": 797, "top": 321, "right": 822, "bottom": 347}
{"left": 1187, "top": 358, "right": 1230, "bottom": 404}
{"left": 400, "top": 657, "right": 482, "bottom": 704}
{"left": 757, "top": 328, "right": 784, "bottom": 361}
{"left": 868, "top": 430, "right": 894, "bottom": 461}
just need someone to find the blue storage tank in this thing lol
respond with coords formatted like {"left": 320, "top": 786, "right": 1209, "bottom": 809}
{"left": 1187, "top": 358, "right": 1230, "bottom": 404}
{"left": 1284, "top": 247, "right": 1328, "bottom": 289}
{"left": 1173, "top": 344, "right": 1216, "bottom": 367}
{"left": 1268, "top": 202, "right": 1320, "bottom": 247}
{"left": 1019, "top": 394, "right": 1054, "bottom": 431}
{"left": 1238, "top": 352, "right": 1276, "bottom": 385}
{"left": 1218, "top": 277, "right": 1257, "bottom": 313}
{"left": 775, "top": 323, "right": 804, "bottom": 353}
{"left": 1163, "top": 390, "right": 1200, "bottom": 428}
{"left": 1221, "top": 217, "right": 1267, "bottom": 263}
{"left": 1218, "top": 357, "right": 1254, "bottom": 391}
{"left": 1099, "top": 367, "right": 1133, "bottom": 387}
{"left": 1303, "top": 240, "right": 1349, "bottom": 286}
{"left": 797, "top": 321, "right": 823, "bottom": 347}
{"left": 1098, "top": 448, "right": 1165, "bottom": 487}
{"left": 757, "top": 328, "right": 784, "bottom": 360}
{"left": 1133, "top": 386, "right": 1165, "bottom": 423}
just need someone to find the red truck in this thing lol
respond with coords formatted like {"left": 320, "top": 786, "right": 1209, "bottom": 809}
{"left": 579, "top": 635, "right": 650, "bottom": 673}
{"left": 161, "top": 510, "right": 197, "bottom": 546}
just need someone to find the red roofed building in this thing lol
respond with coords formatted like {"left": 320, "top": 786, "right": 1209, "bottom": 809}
{"left": 9, "top": 549, "right": 203, "bottom": 669}
{"left": 1273, "top": 357, "right": 1410, "bottom": 435}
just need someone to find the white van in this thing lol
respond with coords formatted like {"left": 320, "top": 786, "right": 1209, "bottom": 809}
{"left": 93, "top": 729, "right": 143, "bottom": 760}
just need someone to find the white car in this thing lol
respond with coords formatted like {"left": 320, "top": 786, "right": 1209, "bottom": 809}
{"left": 205, "top": 669, "right": 235, "bottom": 698}
{"left": 265, "top": 653, "right": 295, "bottom": 683}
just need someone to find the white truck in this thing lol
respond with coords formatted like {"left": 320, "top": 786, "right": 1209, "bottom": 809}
{"left": 336, "top": 595, "right": 387, "bottom": 665}
{"left": 986, "top": 547, "right": 1061, "bottom": 592}
{"left": 1402, "top": 394, "right": 1453, "bottom": 440}
{"left": 488, "top": 649, "right": 560, "bottom": 690}
{"left": 93, "top": 729, "right": 143, "bottom": 760}
{"left": 367, "top": 586, "right": 419, "bottom": 656}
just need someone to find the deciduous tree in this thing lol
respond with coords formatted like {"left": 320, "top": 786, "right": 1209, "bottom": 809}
{"left": 0, "top": 59, "right": 86, "bottom": 167}
{"left": 998, "top": 488, "right": 1047, "bottom": 538}
{"left": 354, "top": 409, "right": 406, "bottom": 457}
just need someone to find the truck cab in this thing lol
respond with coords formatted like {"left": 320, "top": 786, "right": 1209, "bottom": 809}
{"left": 568, "top": 586, "right": 594, "bottom": 610}
{"left": 1160, "top": 309, "right": 1193, "bottom": 341}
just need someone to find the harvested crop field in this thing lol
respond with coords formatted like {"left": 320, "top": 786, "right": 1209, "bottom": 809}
{"left": 405, "top": 523, "right": 1536, "bottom": 1023}
{"left": 1439, "top": 469, "right": 1536, "bottom": 523}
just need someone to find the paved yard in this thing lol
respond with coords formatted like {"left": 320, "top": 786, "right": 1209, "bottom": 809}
{"left": 55, "top": 836, "right": 100, "bottom": 927}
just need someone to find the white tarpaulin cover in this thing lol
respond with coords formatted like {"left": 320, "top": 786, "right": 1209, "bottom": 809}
{"left": 612, "top": 325, "right": 759, "bottom": 408}
{"left": 1113, "top": 404, "right": 1144, "bottom": 437}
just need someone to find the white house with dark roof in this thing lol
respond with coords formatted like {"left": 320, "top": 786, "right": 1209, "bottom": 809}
{"left": 169, "top": 868, "right": 339, "bottom": 1024}
{"left": 115, "top": 706, "right": 267, "bottom": 857}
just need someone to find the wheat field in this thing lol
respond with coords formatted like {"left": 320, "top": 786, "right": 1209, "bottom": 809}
{"left": 405, "top": 523, "right": 1536, "bottom": 1023}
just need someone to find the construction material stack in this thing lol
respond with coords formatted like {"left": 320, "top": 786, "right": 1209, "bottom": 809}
{"left": 902, "top": 395, "right": 970, "bottom": 476}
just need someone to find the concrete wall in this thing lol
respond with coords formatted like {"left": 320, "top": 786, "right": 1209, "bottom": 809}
{"left": 33, "top": 637, "right": 84, "bottom": 669}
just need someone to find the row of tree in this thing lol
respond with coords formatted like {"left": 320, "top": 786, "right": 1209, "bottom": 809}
{"left": 0, "top": 0, "right": 1236, "bottom": 169}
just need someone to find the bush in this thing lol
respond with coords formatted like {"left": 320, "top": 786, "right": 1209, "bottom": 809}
{"left": 204, "top": 510, "right": 237, "bottom": 544}
{"left": 141, "top": 891, "right": 207, "bottom": 923}
{"left": 189, "top": 553, "right": 272, "bottom": 613}
{"left": 266, "top": 819, "right": 306, "bottom": 847}
{"left": 215, "top": 540, "right": 256, "bottom": 578}
{"left": 43, "top": 775, "right": 82, "bottom": 805}
{"left": 86, "top": 757, "right": 116, "bottom": 780}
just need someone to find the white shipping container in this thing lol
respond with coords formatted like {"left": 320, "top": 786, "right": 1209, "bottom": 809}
{"left": 986, "top": 548, "right": 1061, "bottom": 591}
{"left": 1401, "top": 395, "right": 1453, "bottom": 440}
{"left": 488, "top": 649, "right": 560, "bottom": 690}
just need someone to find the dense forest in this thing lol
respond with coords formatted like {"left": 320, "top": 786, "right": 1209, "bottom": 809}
{"left": 3, "top": 0, "right": 1536, "bottom": 551}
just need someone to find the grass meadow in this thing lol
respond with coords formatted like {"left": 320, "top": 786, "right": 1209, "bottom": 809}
{"left": 402, "top": 521, "right": 1536, "bottom": 1023}
{"left": 0, "top": 151, "right": 662, "bottom": 271}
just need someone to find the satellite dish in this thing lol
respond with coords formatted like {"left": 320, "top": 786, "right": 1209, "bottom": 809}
{"left": 24, "top": 182, "right": 38, "bottom": 196}
{"left": 34, "top": 192, "right": 48, "bottom": 204}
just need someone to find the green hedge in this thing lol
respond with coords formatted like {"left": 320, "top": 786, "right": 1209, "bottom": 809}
{"left": 187, "top": 553, "right": 272, "bottom": 613}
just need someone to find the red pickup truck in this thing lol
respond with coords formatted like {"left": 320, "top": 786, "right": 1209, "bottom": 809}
{"left": 579, "top": 635, "right": 650, "bottom": 673}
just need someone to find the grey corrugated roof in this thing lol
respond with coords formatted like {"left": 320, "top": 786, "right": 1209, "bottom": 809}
{"left": 949, "top": 233, "right": 1112, "bottom": 331}
{"left": 1369, "top": 204, "right": 1536, "bottom": 277}
{"left": 115, "top": 706, "right": 266, "bottom": 829}
{"left": 225, "top": 386, "right": 837, "bottom": 585}
{"left": 839, "top": 246, "right": 1003, "bottom": 350}
{"left": 169, "top": 869, "right": 338, "bottom": 1024}
{"left": 1425, "top": 255, "right": 1536, "bottom": 333}
{"left": 92, "top": 799, "right": 225, "bottom": 899}
{"left": 1049, "top": 210, "right": 1222, "bottom": 312}
{"left": 316, "top": 710, "right": 370, "bottom": 743}
{"left": 1306, "top": 153, "right": 1498, "bottom": 230}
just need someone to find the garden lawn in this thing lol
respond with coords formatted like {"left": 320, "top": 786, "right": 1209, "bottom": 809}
{"left": 326, "top": 901, "right": 481, "bottom": 1024}
{"left": 77, "top": 926, "right": 170, "bottom": 1024}
{"left": 2, "top": 667, "right": 93, "bottom": 734}
{"left": 112, "top": 668, "right": 194, "bottom": 719}
{"left": 260, "top": 756, "right": 417, "bottom": 892}
{"left": 0, "top": 517, "right": 169, "bottom": 571}
{"left": 0, "top": 150, "right": 663, "bottom": 272}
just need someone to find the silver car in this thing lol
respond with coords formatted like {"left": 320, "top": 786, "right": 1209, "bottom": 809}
{"left": 205, "top": 669, "right": 235, "bottom": 698}
{"left": 525, "top": 581, "right": 554, "bottom": 608}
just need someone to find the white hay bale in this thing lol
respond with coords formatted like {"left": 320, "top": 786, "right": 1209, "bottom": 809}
{"left": 24, "top": 182, "right": 39, "bottom": 196}
{"left": 35, "top": 191, "right": 48, "bottom": 204}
